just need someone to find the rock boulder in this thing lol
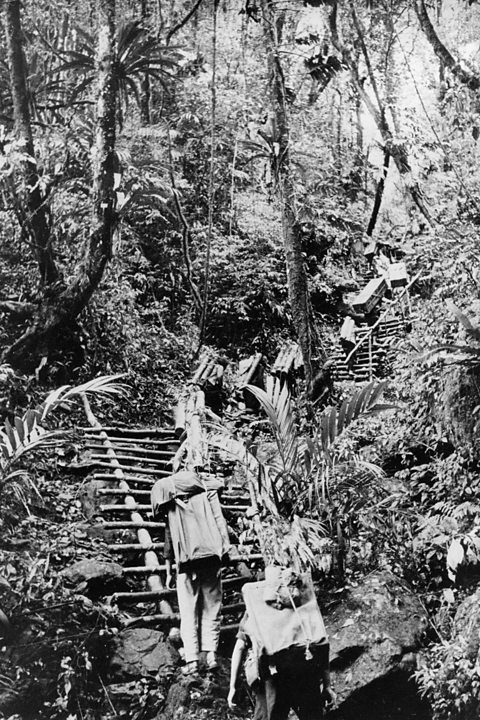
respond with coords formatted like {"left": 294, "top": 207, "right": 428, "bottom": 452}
{"left": 155, "top": 662, "right": 231, "bottom": 720}
{"left": 61, "top": 558, "right": 124, "bottom": 597}
{"left": 109, "top": 627, "right": 179, "bottom": 680}
{"left": 324, "top": 570, "right": 431, "bottom": 720}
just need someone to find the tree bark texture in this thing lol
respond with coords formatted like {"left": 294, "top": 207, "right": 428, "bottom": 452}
{"left": 3, "top": 0, "right": 58, "bottom": 286}
{"left": 3, "top": 0, "right": 118, "bottom": 371}
{"left": 415, "top": 0, "right": 480, "bottom": 91}
{"left": 260, "top": 0, "right": 318, "bottom": 388}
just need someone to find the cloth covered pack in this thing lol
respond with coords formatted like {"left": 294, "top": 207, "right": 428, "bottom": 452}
{"left": 151, "top": 470, "right": 230, "bottom": 571}
{"left": 242, "top": 572, "right": 328, "bottom": 658}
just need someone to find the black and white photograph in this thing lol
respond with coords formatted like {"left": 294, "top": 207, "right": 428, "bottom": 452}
{"left": 0, "top": 1, "right": 477, "bottom": 718}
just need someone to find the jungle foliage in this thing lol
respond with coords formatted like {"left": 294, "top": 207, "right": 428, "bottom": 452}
{"left": 2, "top": 0, "right": 480, "bottom": 717}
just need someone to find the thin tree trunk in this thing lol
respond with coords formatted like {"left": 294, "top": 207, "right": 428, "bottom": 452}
{"left": 3, "top": 0, "right": 118, "bottom": 371}
{"left": 366, "top": 150, "right": 390, "bottom": 237}
{"left": 140, "top": 0, "right": 151, "bottom": 123}
{"left": 4, "top": 0, "right": 58, "bottom": 286}
{"left": 260, "top": 0, "right": 319, "bottom": 388}
{"left": 166, "top": 0, "right": 204, "bottom": 45}
{"left": 435, "top": 0, "right": 446, "bottom": 98}
{"left": 329, "top": 1, "right": 433, "bottom": 225}
{"left": 414, "top": 0, "right": 480, "bottom": 91}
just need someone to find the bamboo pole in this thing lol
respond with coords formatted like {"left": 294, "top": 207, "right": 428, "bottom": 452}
{"left": 90, "top": 453, "right": 172, "bottom": 467}
{"left": 93, "top": 474, "right": 155, "bottom": 486}
{"left": 107, "top": 543, "right": 165, "bottom": 552}
{"left": 85, "top": 434, "right": 179, "bottom": 447}
{"left": 80, "top": 395, "right": 174, "bottom": 616}
{"left": 82, "top": 426, "right": 175, "bottom": 437}
{"left": 86, "top": 444, "right": 174, "bottom": 458}
{"left": 93, "top": 462, "right": 171, "bottom": 476}
{"left": 102, "top": 520, "right": 164, "bottom": 530}
{"left": 98, "top": 488, "right": 150, "bottom": 497}
{"left": 100, "top": 503, "right": 153, "bottom": 513}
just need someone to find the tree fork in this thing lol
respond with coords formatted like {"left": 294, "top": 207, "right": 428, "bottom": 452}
{"left": 3, "top": 0, "right": 118, "bottom": 372}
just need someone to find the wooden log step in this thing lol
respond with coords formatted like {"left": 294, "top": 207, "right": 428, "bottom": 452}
{"left": 100, "top": 503, "right": 153, "bottom": 513}
{"left": 120, "top": 554, "right": 262, "bottom": 572}
{"left": 112, "top": 588, "right": 175, "bottom": 602}
{"left": 220, "top": 623, "right": 241, "bottom": 633}
{"left": 221, "top": 602, "right": 245, "bottom": 614}
{"left": 112, "top": 577, "right": 247, "bottom": 603}
{"left": 100, "top": 503, "right": 251, "bottom": 515}
{"left": 221, "top": 576, "right": 252, "bottom": 587}
{"left": 356, "top": 348, "right": 386, "bottom": 355}
{"left": 93, "top": 462, "right": 171, "bottom": 476}
{"left": 353, "top": 353, "right": 385, "bottom": 360}
{"left": 101, "top": 520, "right": 165, "bottom": 530}
{"left": 124, "top": 613, "right": 180, "bottom": 626}
{"left": 229, "top": 553, "right": 263, "bottom": 563}
{"left": 91, "top": 454, "right": 172, "bottom": 467}
{"left": 107, "top": 543, "right": 165, "bottom": 552}
{"left": 124, "top": 615, "right": 240, "bottom": 633}
{"left": 221, "top": 495, "right": 250, "bottom": 503}
{"left": 123, "top": 565, "right": 165, "bottom": 574}
{"left": 85, "top": 434, "right": 179, "bottom": 448}
{"left": 98, "top": 488, "right": 151, "bottom": 497}
{"left": 86, "top": 444, "right": 174, "bottom": 458}
{"left": 221, "top": 505, "right": 250, "bottom": 513}
{"left": 93, "top": 474, "right": 155, "bottom": 486}
{"left": 98, "top": 489, "right": 250, "bottom": 508}
{"left": 83, "top": 427, "right": 176, "bottom": 437}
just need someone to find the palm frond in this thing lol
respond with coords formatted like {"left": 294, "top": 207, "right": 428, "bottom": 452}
{"left": 37, "top": 373, "right": 127, "bottom": 420}
{"left": 1, "top": 375, "right": 127, "bottom": 492}
{"left": 315, "top": 380, "right": 395, "bottom": 455}
{"left": 245, "top": 377, "right": 300, "bottom": 477}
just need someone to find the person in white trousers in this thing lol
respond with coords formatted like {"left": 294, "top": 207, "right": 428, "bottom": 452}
{"left": 173, "top": 558, "right": 222, "bottom": 672}
{"left": 163, "top": 495, "right": 225, "bottom": 675}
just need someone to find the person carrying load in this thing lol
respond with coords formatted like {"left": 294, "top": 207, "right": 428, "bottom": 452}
{"left": 151, "top": 468, "right": 230, "bottom": 675}
{"left": 228, "top": 567, "right": 336, "bottom": 719}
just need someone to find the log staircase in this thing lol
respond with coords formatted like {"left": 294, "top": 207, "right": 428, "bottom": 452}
{"left": 73, "top": 260, "right": 418, "bottom": 641}
{"left": 80, "top": 396, "right": 261, "bottom": 636}
{"left": 329, "top": 266, "right": 417, "bottom": 383}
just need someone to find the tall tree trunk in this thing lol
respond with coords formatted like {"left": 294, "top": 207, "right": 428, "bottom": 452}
{"left": 329, "top": 1, "right": 433, "bottom": 225}
{"left": 414, "top": 0, "right": 480, "bottom": 91}
{"left": 260, "top": 0, "right": 319, "bottom": 388}
{"left": 3, "top": 0, "right": 118, "bottom": 371}
{"left": 4, "top": 0, "right": 58, "bottom": 286}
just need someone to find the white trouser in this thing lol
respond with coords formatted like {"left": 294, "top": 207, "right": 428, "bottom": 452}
{"left": 176, "top": 564, "right": 222, "bottom": 662}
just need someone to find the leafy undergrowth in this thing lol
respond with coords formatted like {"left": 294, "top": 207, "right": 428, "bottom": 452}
{"left": 0, "top": 463, "right": 121, "bottom": 719}
{"left": 0, "top": 449, "right": 241, "bottom": 720}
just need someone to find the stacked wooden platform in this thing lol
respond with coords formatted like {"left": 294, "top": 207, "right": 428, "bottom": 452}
{"left": 329, "top": 264, "right": 415, "bottom": 382}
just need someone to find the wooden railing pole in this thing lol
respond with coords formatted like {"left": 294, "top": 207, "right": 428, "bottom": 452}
{"left": 80, "top": 393, "right": 174, "bottom": 616}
